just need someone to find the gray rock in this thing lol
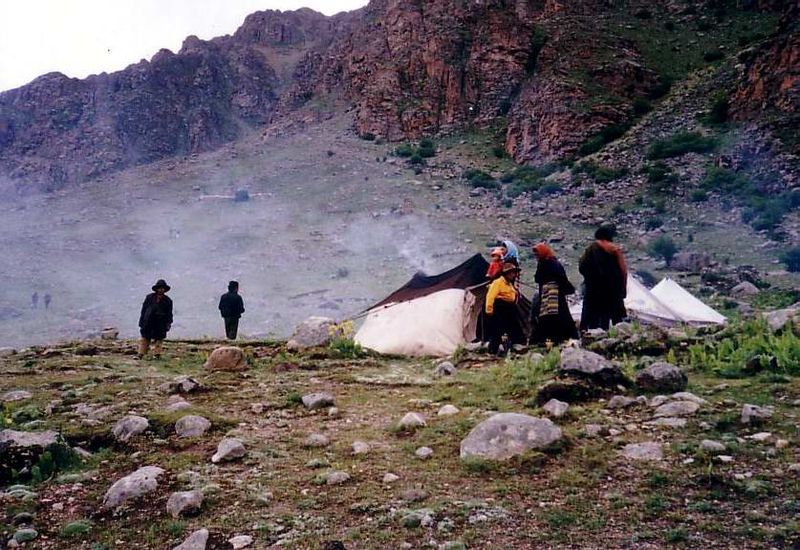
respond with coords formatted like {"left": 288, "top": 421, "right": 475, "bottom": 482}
{"left": 398, "top": 412, "right": 426, "bottom": 431}
{"left": 13, "top": 528, "right": 38, "bottom": 543}
{"left": 100, "top": 327, "right": 119, "bottom": 340}
{"left": 584, "top": 424, "right": 608, "bottom": 437}
{"left": 607, "top": 395, "right": 637, "bottom": 409}
{"left": 324, "top": 471, "right": 351, "bottom": 485}
{"left": 742, "top": 404, "right": 773, "bottom": 424}
{"left": 763, "top": 307, "right": 799, "bottom": 332}
{"left": 731, "top": 281, "right": 759, "bottom": 298}
{"left": 559, "top": 348, "right": 628, "bottom": 387}
{"left": 1, "top": 390, "right": 32, "bottom": 403}
{"left": 437, "top": 404, "right": 460, "bottom": 417}
{"left": 635, "top": 362, "right": 687, "bottom": 393}
{"left": 401, "top": 488, "right": 428, "bottom": 502}
{"left": 400, "top": 508, "right": 435, "bottom": 528}
{"left": 301, "top": 392, "right": 335, "bottom": 410}
{"left": 671, "top": 392, "right": 709, "bottom": 406}
{"left": 286, "top": 317, "right": 339, "bottom": 350}
{"left": 112, "top": 415, "right": 149, "bottom": 442}
{"left": 165, "top": 400, "right": 192, "bottom": 413}
{"left": 621, "top": 442, "right": 663, "bottom": 461}
{"left": 415, "top": 446, "right": 434, "bottom": 459}
{"left": 700, "top": 439, "right": 726, "bottom": 453}
{"left": 542, "top": 399, "right": 569, "bottom": 418}
{"left": 175, "top": 415, "right": 211, "bottom": 438}
{"left": 671, "top": 251, "right": 711, "bottom": 272}
{"left": 166, "top": 490, "right": 203, "bottom": 518}
{"left": 383, "top": 473, "right": 400, "bottom": 483}
{"left": 203, "top": 346, "right": 247, "bottom": 372}
{"left": 103, "top": 466, "right": 165, "bottom": 509}
{"left": 211, "top": 438, "right": 246, "bottom": 463}
{"left": 352, "top": 441, "right": 370, "bottom": 455}
{"left": 653, "top": 400, "right": 700, "bottom": 418}
{"left": 161, "top": 376, "right": 202, "bottom": 395}
{"left": 434, "top": 361, "right": 457, "bottom": 377}
{"left": 460, "top": 413, "right": 562, "bottom": 460}
{"left": 645, "top": 417, "right": 687, "bottom": 428}
{"left": 304, "top": 433, "right": 330, "bottom": 448}
{"left": 173, "top": 528, "right": 209, "bottom": 550}
{"left": 229, "top": 535, "right": 254, "bottom": 550}
{"left": 0, "top": 430, "right": 67, "bottom": 473}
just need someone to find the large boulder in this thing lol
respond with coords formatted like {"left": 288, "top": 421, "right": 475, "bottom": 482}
{"left": 175, "top": 415, "right": 211, "bottom": 438}
{"left": 763, "top": 306, "right": 799, "bottom": 332}
{"left": 174, "top": 528, "right": 209, "bottom": 550}
{"left": 0, "top": 430, "right": 71, "bottom": 485}
{"left": 635, "top": 362, "right": 688, "bottom": 393}
{"left": 286, "top": 317, "right": 340, "bottom": 350}
{"left": 211, "top": 438, "right": 246, "bottom": 463}
{"left": 112, "top": 415, "right": 149, "bottom": 443}
{"left": 102, "top": 466, "right": 165, "bottom": 510}
{"left": 203, "top": 347, "right": 247, "bottom": 372}
{"left": 559, "top": 348, "right": 630, "bottom": 388}
{"left": 460, "top": 413, "right": 562, "bottom": 461}
{"left": 731, "top": 281, "right": 760, "bottom": 298}
{"left": 166, "top": 490, "right": 204, "bottom": 518}
{"left": 670, "top": 252, "right": 711, "bottom": 272}
{"left": 302, "top": 392, "right": 335, "bottom": 410}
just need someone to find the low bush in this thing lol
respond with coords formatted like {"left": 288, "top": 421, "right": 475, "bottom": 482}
{"left": 643, "top": 161, "right": 678, "bottom": 194}
{"left": 633, "top": 98, "right": 653, "bottom": 116}
{"left": 578, "top": 124, "right": 631, "bottom": 156}
{"left": 644, "top": 216, "right": 664, "bottom": 230}
{"left": 464, "top": 169, "right": 498, "bottom": 189}
{"left": 646, "top": 132, "right": 717, "bottom": 160}
{"left": 395, "top": 143, "right": 414, "bottom": 158}
{"left": 702, "top": 94, "right": 730, "bottom": 125}
{"left": 574, "top": 162, "right": 628, "bottom": 184}
{"left": 780, "top": 247, "right": 800, "bottom": 273}
{"left": 690, "top": 189, "right": 709, "bottom": 202}
{"left": 647, "top": 235, "right": 679, "bottom": 266}
{"left": 492, "top": 145, "right": 506, "bottom": 159}
{"left": 581, "top": 187, "right": 596, "bottom": 198}
{"left": 703, "top": 50, "right": 725, "bottom": 62}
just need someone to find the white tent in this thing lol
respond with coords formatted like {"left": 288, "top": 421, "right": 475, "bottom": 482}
{"left": 651, "top": 277, "right": 727, "bottom": 326}
{"left": 570, "top": 275, "right": 726, "bottom": 327}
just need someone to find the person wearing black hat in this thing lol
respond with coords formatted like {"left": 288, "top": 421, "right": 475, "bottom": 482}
{"left": 137, "top": 279, "right": 173, "bottom": 359}
{"left": 218, "top": 281, "right": 245, "bottom": 340}
{"left": 579, "top": 225, "right": 628, "bottom": 331}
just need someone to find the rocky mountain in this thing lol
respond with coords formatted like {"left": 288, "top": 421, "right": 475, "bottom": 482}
{"left": 0, "top": 0, "right": 794, "bottom": 191}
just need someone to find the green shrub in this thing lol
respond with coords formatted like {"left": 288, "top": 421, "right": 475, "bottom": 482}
{"left": 464, "top": 169, "right": 497, "bottom": 189}
{"left": 575, "top": 162, "right": 628, "bottom": 183}
{"left": 633, "top": 98, "right": 653, "bottom": 116}
{"left": 578, "top": 124, "right": 630, "bottom": 156}
{"left": 581, "top": 187, "right": 596, "bottom": 198}
{"left": 780, "top": 247, "right": 800, "bottom": 273}
{"left": 703, "top": 94, "right": 730, "bottom": 125}
{"left": 644, "top": 216, "right": 664, "bottom": 230}
{"left": 329, "top": 337, "right": 366, "bottom": 359}
{"left": 647, "top": 235, "right": 679, "bottom": 266}
{"left": 409, "top": 153, "right": 426, "bottom": 166}
{"left": 418, "top": 139, "right": 436, "bottom": 158}
{"left": 648, "top": 76, "right": 674, "bottom": 100}
{"left": 539, "top": 183, "right": 563, "bottom": 196}
{"left": 703, "top": 50, "right": 725, "bottom": 62}
{"left": 752, "top": 289, "right": 800, "bottom": 309}
{"left": 646, "top": 132, "right": 717, "bottom": 160}
{"left": 492, "top": 145, "right": 506, "bottom": 159}
{"left": 690, "top": 189, "right": 709, "bottom": 202}
{"left": 644, "top": 161, "right": 678, "bottom": 193}
{"left": 60, "top": 521, "right": 92, "bottom": 539}
{"left": 395, "top": 144, "right": 414, "bottom": 158}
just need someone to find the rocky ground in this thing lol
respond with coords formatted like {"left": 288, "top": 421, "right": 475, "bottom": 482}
{"left": 1, "top": 305, "right": 799, "bottom": 549}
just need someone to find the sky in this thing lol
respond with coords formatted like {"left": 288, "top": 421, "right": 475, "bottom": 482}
{"left": 0, "top": 0, "right": 369, "bottom": 92}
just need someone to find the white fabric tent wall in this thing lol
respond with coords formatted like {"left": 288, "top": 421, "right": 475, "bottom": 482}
{"left": 624, "top": 275, "right": 684, "bottom": 325}
{"left": 355, "top": 288, "right": 478, "bottom": 356}
{"left": 651, "top": 277, "right": 727, "bottom": 326}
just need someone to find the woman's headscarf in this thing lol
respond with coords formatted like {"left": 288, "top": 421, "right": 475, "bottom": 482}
{"left": 501, "top": 239, "right": 519, "bottom": 263}
{"left": 533, "top": 243, "right": 556, "bottom": 261}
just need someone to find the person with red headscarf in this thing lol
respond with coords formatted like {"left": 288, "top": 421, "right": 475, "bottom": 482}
{"left": 531, "top": 243, "right": 579, "bottom": 345}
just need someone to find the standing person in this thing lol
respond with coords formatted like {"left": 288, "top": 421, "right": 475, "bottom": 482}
{"left": 485, "top": 262, "right": 524, "bottom": 355}
{"left": 531, "top": 243, "right": 579, "bottom": 345}
{"left": 31, "top": 292, "right": 38, "bottom": 309}
{"left": 137, "top": 279, "right": 173, "bottom": 359}
{"left": 218, "top": 281, "right": 245, "bottom": 340}
{"left": 579, "top": 225, "right": 628, "bottom": 331}
{"left": 43, "top": 293, "right": 51, "bottom": 310}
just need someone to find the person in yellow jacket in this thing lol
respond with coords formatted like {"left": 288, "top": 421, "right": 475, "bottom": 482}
{"left": 485, "top": 262, "right": 524, "bottom": 355}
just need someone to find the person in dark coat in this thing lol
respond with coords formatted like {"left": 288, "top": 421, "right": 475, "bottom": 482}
{"left": 137, "top": 279, "right": 173, "bottom": 359}
{"left": 530, "top": 243, "right": 579, "bottom": 345}
{"left": 485, "top": 262, "right": 525, "bottom": 355}
{"left": 218, "top": 281, "right": 245, "bottom": 340}
{"left": 579, "top": 225, "right": 628, "bottom": 331}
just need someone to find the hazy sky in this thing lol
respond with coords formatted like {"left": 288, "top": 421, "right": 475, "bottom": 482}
{"left": 0, "top": 1, "right": 369, "bottom": 92}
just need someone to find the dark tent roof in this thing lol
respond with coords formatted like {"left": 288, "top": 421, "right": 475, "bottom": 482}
{"left": 368, "top": 254, "right": 490, "bottom": 310}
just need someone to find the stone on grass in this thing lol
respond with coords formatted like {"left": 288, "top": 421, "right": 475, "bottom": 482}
{"left": 203, "top": 346, "right": 247, "bottom": 372}
{"left": 103, "top": 466, "right": 165, "bottom": 509}
{"left": 542, "top": 398, "right": 569, "bottom": 418}
{"left": 229, "top": 535, "right": 254, "bottom": 549}
{"left": 161, "top": 376, "right": 202, "bottom": 395}
{"left": 13, "top": 528, "right": 38, "bottom": 543}
{"left": 383, "top": 473, "right": 400, "bottom": 484}
{"left": 748, "top": 432, "right": 773, "bottom": 443}
{"left": 415, "top": 446, "right": 433, "bottom": 459}
{"left": 324, "top": 471, "right": 351, "bottom": 485}
{"left": 112, "top": 415, "right": 149, "bottom": 443}
{"left": 700, "top": 440, "right": 725, "bottom": 453}
{"left": 173, "top": 528, "right": 209, "bottom": 550}
{"left": 1, "top": 390, "right": 32, "bottom": 403}
{"left": 671, "top": 392, "right": 708, "bottom": 406}
{"left": 287, "top": 317, "right": 339, "bottom": 350}
{"left": 211, "top": 438, "right": 246, "bottom": 463}
{"left": 166, "top": 490, "right": 203, "bottom": 518}
{"left": 763, "top": 307, "right": 799, "bottom": 332}
{"left": 460, "top": 413, "right": 562, "bottom": 460}
{"left": 352, "top": 441, "right": 370, "bottom": 455}
{"left": 653, "top": 400, "right": 700, "bottom": 418}
{"left": 434, "top": 361, "right": 457, "bottom": 377}
{"left": 742, "top": 404, "right": 773, "bottom": 425}
{"left": 607, "top": 395, "right": 637, "bottom": 409}
{"left": 304, "top": 433, "right": 330, "bottom": 448}
{"left": 401, "top": 488, "right": 428, "bottom": 502}
{"left": 438, "top": 404, "right": 460, "bottom": 417}
{"left": 400, "top": 508, "right": 435, "bottom": 528}
{"left": 635, "top": 362, "right": 687, "bottom": 392}
{"left": 645, "top": 417, "right": 687, "bottom": 428}
{"left": 559, "top": 348, "right": 629, "bottom": 387}
{"left": 621, "top": 442, "right": 663, "bottom": 461}
{"left": 584, "top": 424, "right": 608, "bottom": 437}
{"left": 175, "top": 415, "right": 211, "bottom": 438}
{"left": 165, "top": 400, "right": 192, "bottom": 413}
{"left": 0, "top": 429, "right": 70, "bottom": 484}
{"left": 398, "top": 412, "right": 426, "bottom": 431}
{"left": 302, "top": 392, "right": 335, "bottom": 410}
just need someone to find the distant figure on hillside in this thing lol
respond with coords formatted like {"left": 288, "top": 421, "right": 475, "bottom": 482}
{"left": 137, "top": 279, "right": 173, "bottom": 359}
{"left": 530, "top": 243, "right": 579, "bottom": 345}
{"left": 579, "top": 225, "right": 628, "bottom": 331}
{"left": 31, "top": 292, "right": 38, "bottom": 309}
{"left": 218, "top": 280, "right": 245, "bottom": 340}
{"left": 43, "top": 293, "right": 51, "bottom": 310}
{"left": 485, "top": 262, "right": 524, "bottom": 355}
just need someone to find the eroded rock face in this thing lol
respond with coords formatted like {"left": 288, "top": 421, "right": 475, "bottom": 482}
{"left": 460, "top": 413, "right": 562, "bottom": 461}
{"left": 103, "top": 466, "right": 165, "bottom": 510}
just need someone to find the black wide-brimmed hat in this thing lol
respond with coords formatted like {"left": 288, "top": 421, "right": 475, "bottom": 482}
{"left": 152, "top": 279, "right": 171, "bottom": 292}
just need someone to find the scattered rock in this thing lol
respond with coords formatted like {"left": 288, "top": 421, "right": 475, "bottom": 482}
{"left": 671, "top": 251, "right": 711, "bottom": 272}
{"left": 542, "top": 398, "right": 569, "bottom": 418}
{"left": 415, "top": 446, "right": 433, "bottom": 459}
{"left": 1, "top": 390, "right": 32, "bottom": 403}
{"left": 203, "top": 346, "right": 248, "bottom": 372}
{"left": 607, "top": 395, "right": 637, "bottom": 409}
{"left": 175, "top": 415, "right": 211, "bottom": 438}
{"left": 621, "top": 442, "right": 663, "bottom": 461}
{"left": 460, "top": 413, "right": 562, "bottom": 460}
{"left": 112, "top": 415, "right": 149, "bottom": 443}
{"left": 731, "top": 281, "right": 760, "bottom": 298}
{"left": 762, "top": 306, "right": 799, "bottom": 332}
{"left": 229, "top": 535, "right": 254, "bottom": 549}
{"left": 700, "top": 439, "right": 726, "bottom": 453}
{"left": 302, "top": 392, "right": 335, "bottom": 410}
{"left": 401, "top": 488, "right": 428, "bottom": 502}
{"left": 671, "top": 392, "right": 709, "bottom": 406}
{"left": 287, "top": 317, "right": 339, "bottom": 350}
{"left": 748, "top": 432, "right": 773, "bottom": 443}
{"left": 173, "top": 528, "right": 209, "bottom": 550}
{"left": 167, "top": 490, "right": 204, "bottom": 518}
{"left": 211, "top": 438, "right": 246, "bottom": 463}
{"left": 741, "top": 404, "right": 773, "bottom": 425}
{"left": 161, "top": 376, "right": 202, "bottom": 395}
{"left": 559, "top": 348, "right": 629, "bottom": 387}
{"left": 103, "top": 466, "right": 165, "bottom": 509}
{"left": 383, "top": 473, "right": 400, "bottom": 483}
{"left": 397, "top": 412, "right": 426, "bottom": 431}
{"left": 400, "top": 508, "right": 434, "bottom": 528}
{"left": 584, "top": 424, "right": 609, "bottom": 437}
{"left": 352, "top": 441, "right": 370, "bottom": 455}
{"left": 304, "top": 433, "right": 330, "bottom": 448}
{"left": 653, "top": 400, "right": 700, "bottom": 418}
{"left": 645, "top": 417, "right": 687, "bottom": 428}
{"left": 434, "top": 361, "right": 457, "bottom": 377}
{"left": 0, "top": 429, "right": 70, "bottom": 484}
{"left": 323, "top": 471, "right": 351, "bottom": 485}
{"left": 437, "top": 404, "right": 460, "bottom": 417}
{"left": 635, "top": 362, "right": 688, "bottom": 392}
{"left": 13, "top": 528, "right": 38, "bottom": 544}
